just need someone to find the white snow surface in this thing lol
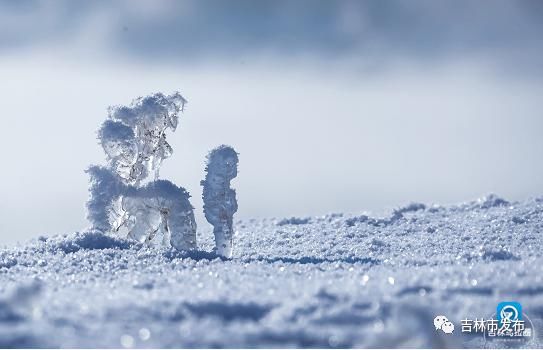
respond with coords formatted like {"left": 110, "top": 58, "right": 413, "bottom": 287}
{"left": 1, "top": 194, "right": 542, "bottom": 348}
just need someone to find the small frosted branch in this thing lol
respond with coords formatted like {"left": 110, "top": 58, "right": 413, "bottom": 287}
{"left": 201, "top": 145, "right": 239, "bottom": 258}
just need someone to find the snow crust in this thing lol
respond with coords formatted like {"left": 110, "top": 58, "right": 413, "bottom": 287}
{"left": 1, "top": 194, "right": 542, "bottom": 348}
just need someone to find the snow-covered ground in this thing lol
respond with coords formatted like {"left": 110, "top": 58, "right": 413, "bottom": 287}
{"left": 1, "top": 194, "right": 542, "bottom": 348}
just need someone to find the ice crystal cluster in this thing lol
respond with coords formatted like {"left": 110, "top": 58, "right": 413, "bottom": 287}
{"left": 86, "top": 92, "right": 237, "bottom": 255}
{"left": 201, "top": 146, "right": 239, "bottom": 258}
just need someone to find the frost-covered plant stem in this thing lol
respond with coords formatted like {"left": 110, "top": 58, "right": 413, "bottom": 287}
{"left": 201, "top": 145, "right": 239, "bottom": 258}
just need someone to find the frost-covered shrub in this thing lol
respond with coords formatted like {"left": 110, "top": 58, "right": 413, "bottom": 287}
{"left": 86, "top": 92, "right": 197, "bottom": 250}
{"left": 201, "top": 145, "right": 239, "bottom": 257}
{"left": 86, "top": 92, "right": 239, "bottom": 256}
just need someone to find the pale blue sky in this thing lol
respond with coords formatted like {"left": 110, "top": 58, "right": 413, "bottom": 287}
{"left": 1, "top": 0, "right": 542, "bottom": 245}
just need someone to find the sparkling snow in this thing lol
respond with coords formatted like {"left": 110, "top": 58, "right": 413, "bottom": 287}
{"left": 1, "top": 194, "right": 542, "bottom": 348}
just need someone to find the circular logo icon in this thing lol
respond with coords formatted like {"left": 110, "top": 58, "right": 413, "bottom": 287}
{"left": 500, "top": 305, "right": 519, "bottom": 321}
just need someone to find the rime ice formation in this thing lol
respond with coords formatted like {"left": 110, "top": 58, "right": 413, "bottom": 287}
{"left": 86, "top": 92, "right": 197, "bottom": 250}
{"left": 201, "top": 145, "right": 239, "bottom": 258}
{"left": 101, "top": 92, "right": 186, "bottom": 185}
{"left": 117, "top": 180, "right": 196, "bottom": 250}
{"left": 86, "top": 165, "right": 124, "bottom": 233}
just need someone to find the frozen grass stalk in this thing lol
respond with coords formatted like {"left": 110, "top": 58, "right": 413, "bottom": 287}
{"left": 201, "top": 146, "right": 239, "bottom": 258}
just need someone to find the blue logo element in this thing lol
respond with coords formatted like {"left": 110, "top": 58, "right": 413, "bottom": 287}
{"left": 497, "top": 302, "right": 522, "bottom": 325}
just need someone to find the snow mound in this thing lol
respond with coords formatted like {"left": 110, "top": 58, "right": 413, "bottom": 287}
{"left": 1, "top": 194, "right": 542, "bottom": 347}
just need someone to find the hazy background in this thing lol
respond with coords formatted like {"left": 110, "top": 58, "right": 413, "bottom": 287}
{"left": 1, "top": 0, "right": 542, "bottom": 245}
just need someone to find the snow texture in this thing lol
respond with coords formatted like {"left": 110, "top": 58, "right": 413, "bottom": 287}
{"left": 201, "top": 145, "right": 239, "bottom": 258}
{"left": 1, "top": 194, "right": 542, "bottom": 348}
{"left": 87, "top": 92, "right": 197, "bottom": 251}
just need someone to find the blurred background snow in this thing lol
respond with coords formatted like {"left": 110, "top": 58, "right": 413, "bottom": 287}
{"left": 1, "top": 0, "right": 542, "bottom": 245}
